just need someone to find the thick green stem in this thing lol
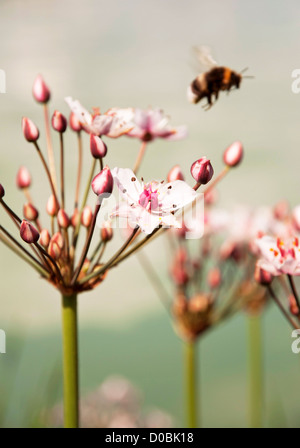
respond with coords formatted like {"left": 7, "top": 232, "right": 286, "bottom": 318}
{"left": 61, "top": 294, "right": 79, "bottom": 428}
{"left": 185, "top": 340, "right": 198, "bottom": 428}
{"left": 248, "top": 315, "right": 263, "bottom": 428}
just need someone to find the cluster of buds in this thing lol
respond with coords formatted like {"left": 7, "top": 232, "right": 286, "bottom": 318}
{"left": 157, "top": 143, "right": 271, "bottom": 341}
{"left": 1, "top": 75, "right": 231, "bottom": 298}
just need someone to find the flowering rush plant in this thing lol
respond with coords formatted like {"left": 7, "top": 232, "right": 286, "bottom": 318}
{"left": 137, "top": 143, "right": 272, "bottom": 428}
{"left": 0, "top": 75, "right": 233, "bottom": 428}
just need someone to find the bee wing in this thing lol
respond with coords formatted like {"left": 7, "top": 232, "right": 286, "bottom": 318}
{"left": 192, "top": 45, "right": 218, "bottom": 72}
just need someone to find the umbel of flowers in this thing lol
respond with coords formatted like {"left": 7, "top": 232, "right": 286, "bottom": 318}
{"left": 0, "top": 75, "right": 224, "bottom": 428}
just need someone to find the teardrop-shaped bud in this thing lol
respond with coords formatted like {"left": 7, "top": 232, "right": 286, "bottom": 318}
{"left": 22, "top": 117, "right": 39, "bottom": 142}
{"left": 254, "top": 265, "right": 273, "bottom": 286}
{"left": 23, "top": 203, "right": 39, "bottom": 221}
{"left": 16, "top": 166, "right": 32, "bottom": 189}
{"left": 48, "top": 240, "right": 61, "bottom": 260}
{"left": 46, "top": 195, "right": 58, "bottom": 216}
{"left": 52, "top": 232, "right": 64, "bottom": 250}
{"left": 69, "top": 112, "right": 82, "bottom": 132}
{"left": 20, "top": 220, "right": 40, "bottom": 244}
{"left": 90, "top": 135, "right": 107, "bottom": 159}
{"left": 190, "top": 157, "right": 214, "bottom": 184}
{"left": 32, "top": 75, "right": 51, "bottom": 104}
{"left": 57, "top": 209, "right": 70, "bottom": 229}
{"left": 0, "top": 184, "right": 5, "bottom": 199}
{"left": 40, "top": 229, "right": 50, "bottom": 248}
{"left": 91, "top": 166, "right": 113, "bottom": 196}
{"left": 81, "top": 206, "right": 93, "bottom": 228}
{"left": 101, "top": 221, "right": 113, "bottom": 242}
{"left": 223, "top": 141, "right": 243, "bottom": 167}
{"left": 71, "top": 208, "right": 79, "bottom": 228}
{"left": 51, "top": 110, "right": 67, "bottom": 133}
{"left": 167, "top": 165, "right": 184, "bottom": 182}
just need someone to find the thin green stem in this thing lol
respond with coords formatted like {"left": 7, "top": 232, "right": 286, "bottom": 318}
{"left": 43, "top": 104, "right": 58, "bottom": 193}
{"left": 0, "top": 233, "right": 49, "bottom": 278}
{"left": 248, "top": 315, "right": 263, "bottom": 428}
{"left": 61, "top": 294, "right": 79, "bottom": 428}
{"left": 79, "top": 227, "right": 139, "bottom": 284}
{"left": 34, "top": 142, "right": 60, "bottom": 210}
{"left": 133, "top": 141, "right": 147, "bottom": 174}
{"left": 287, "top": 275, "right": 300, "bottom": 312}
{"left": 268, "top": 285, "right": 299, "bottom": 330}
{"left": 60, "top": 133, "right": 65, "bottom": 209}
{"left": 74, "top": 131, "right": 83, "bottom": 210}
{"left": 72, "top": 203, "right": 101, "bottom": 285}
{"left": 72, "top": 159, "right": 96, "bottom": 248}
{"left": 185, "top": 340, "right": 198, "bottom": 428}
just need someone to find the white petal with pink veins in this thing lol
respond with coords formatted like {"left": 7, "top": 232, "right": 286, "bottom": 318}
{"left": 158, "top": 180, "right": 197, "bottom": 213}
{"left": 111, "top": 168, "right": 143, "bottom": 203}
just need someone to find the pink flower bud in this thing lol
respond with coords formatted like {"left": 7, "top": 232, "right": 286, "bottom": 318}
{"left": 71, "top": 208, "right": 79, "bottom": 228}
{"left": 16, "top": 166, "right": 31, "bottom": 189}
{"left": 20, "top": 220, "right": 40, "bottom": 244}
{"left": 52, "top": 232, "right": 64, "bottom": 249}
{"left": 289, "top": 295, "right": 299, "bottom": 316}
{"left": 101, "top": 221, "right": 113, "bottom": 242}
{"left": 167, "top": 165, "right": 184, "bottom": 182}
{"left": 223, "top": 141, "right": 243, "bottom": 167}
{"left": 22, "top": 117, "right": 39, "bottom": 142}
{"left": 190, "top": 157, "right": 214, "bottom": 184}
{"left": 46, "top": 195, "right": 58, "bottom": 216}
{"left": 91, "top": 166, "right": 113, "bottom": 196}
{"left": 48, "top": 240, "right": 61, "bottom": 260}
{"left": 40, "top": 229, "right": 50, "bottom": 248}
{"left": 23, "top": 203, "right": 39, "bottom": 221}
{"left": 51, "top": 110, "right": 67, "bottom": 133}
{"left": 81, "top": 206, "right": 93, "bottom": 228}
{"left": 57, "top": 209, "right": 70, "bottom": 229}
{"left": 273, "top": 200, "right": 289, "bottom": 221}
{"left": 207, "top": 268, "right": 222, "bottom": 289}
{"left": 0, "top": 184, "right": 5, "bottom": 198}
{"left": 254, "top": 265, "right": 273, "bottom": 286}
{"left": 69, "top": 112, "right": 82, "bottom": 132}
{"left": 90, "top": 135, "right": 107, "bottom": 159}
{"left": 32, "top": 75, "right": 50, "bottom": 104}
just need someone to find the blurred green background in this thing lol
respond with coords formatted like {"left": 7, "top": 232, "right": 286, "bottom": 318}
{"left": 1, "top": 0, "right": 300, "bottom": 427}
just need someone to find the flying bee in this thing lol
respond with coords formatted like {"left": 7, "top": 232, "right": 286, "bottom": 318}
{"left": 187, "top": 46, "right": 253, "bottom": 110}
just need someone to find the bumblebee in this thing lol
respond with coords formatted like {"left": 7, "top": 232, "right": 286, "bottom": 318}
{"left": 187, "top": 46, "right": 252, "bottom": 110}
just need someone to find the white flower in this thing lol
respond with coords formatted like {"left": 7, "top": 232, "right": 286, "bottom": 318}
{"left": 255, "top": 235, "right": 300, "bottom": 276}
{"left": 110, "top": 168, "right": 197, "bottom": 234}
{"left": 65, "top": 97, "right": 133, "bottom": 137}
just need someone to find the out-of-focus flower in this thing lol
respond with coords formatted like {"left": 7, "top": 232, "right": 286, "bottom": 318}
{"left": 65, "top": 97, "right": 133, "bottom": 137}
{"left": 124, "top": 107, "right": 187, "bottom": 142}
{"left": 111, "top": 168, "right": 197, "bottom": 234}
{"left": 255, "top": 235, "right": 300, "bottom": 276}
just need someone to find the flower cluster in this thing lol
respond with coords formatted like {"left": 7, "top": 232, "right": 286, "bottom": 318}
{"left": 0, "top": 75, "right": 212, "bottom": 298}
